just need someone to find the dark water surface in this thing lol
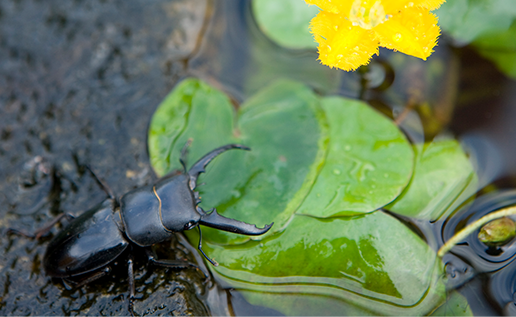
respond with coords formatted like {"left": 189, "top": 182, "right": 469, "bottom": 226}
{"left": 1, "top": 0, "right": 516, "bottom": 315}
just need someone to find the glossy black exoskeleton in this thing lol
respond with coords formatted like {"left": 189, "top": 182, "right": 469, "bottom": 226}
{"left": 8, "top": 143, "right": 273, "bottom": 314}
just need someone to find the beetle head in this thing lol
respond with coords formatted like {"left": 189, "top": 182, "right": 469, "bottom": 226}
{"left": 156, "top": 174, "right": 202, "bottom": 232}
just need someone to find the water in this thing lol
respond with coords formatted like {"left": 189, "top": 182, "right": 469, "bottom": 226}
{"left": 1, "top": 0, "right": 516, "bottom": 315}
{"left": 191, "top": 1, "right": 516, "bottom": 315}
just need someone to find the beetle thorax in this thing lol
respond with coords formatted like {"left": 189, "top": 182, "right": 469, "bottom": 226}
{"left": 119, "top": 174, "right": 201, "bottom": 247}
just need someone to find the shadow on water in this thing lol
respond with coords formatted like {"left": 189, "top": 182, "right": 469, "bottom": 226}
{"left": 2, "top": 0, "right": 516, "bottom": 315}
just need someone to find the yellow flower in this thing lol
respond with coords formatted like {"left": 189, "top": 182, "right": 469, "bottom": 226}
{"left": 306, "top": 0, "right": 445, "bottom": 71}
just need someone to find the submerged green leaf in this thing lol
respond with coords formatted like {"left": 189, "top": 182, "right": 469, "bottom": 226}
{"left": 199, "top": 212, "right": 446, "bottom": 315}
{"left": 386, "top": 140, "right": 478, "bottom": 221}
{"left": 296, "top": 97, "right": 413, "bottom": 217}
{"left": 430, "top": 291, "right": 473, "bottom": 316}
{"left": 251, "top": 0, "right": 318, "bottom": 50}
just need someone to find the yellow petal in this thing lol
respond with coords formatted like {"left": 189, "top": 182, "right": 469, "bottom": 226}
{"left": 382, "top": 0, "right": 416, "bottom": 14}
{"left": 375, "top": 7, "right": 440, "bottom": 60}
{"left": 310, "top": 10, "right": 345, "bottom": 42}
{"left": 382, "top": 0, "right": 445, "bottom": 14}
{"left": 416, "top": 0, "right": 446, "bottom": 10}
{"left": 310, "top": 11, "right": 379, "bottom": 71}
{"left": 305, "top": 0, "right": 352, "bottom": 15}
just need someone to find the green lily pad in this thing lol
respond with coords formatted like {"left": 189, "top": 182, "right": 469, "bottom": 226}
{"left": 149, "top": 78, "right": 414, "bottom": 238}
{"left": 430, "top": 291, "right": 473, "bottom": 316}
{"left": 296, "top": 97, "right": 413, "bottom": 217}
{"left": 149, "top": 78, "right": 455, "bottom": 314}
{"left": 474, "top": 21, "right": 516, "bottom": 79}
{"left": 149, "top": 78, "right": 328, "bottom": 244}
{"left": 435, "top": 0, "right": 516, "bottom": 79}
{"left": 251, "top": 0, "right": 318, "bottom": 50}
{"left": 148, "top": 78, "right": 235, "bottom": 177}
{"left": 200, "top": 212, "right": 447, "bottom": 315}
{"left": 386, "top": 140, "right": 478, "bottom": 221}
{"left": 436, "top": 0, "right": 516, "bottom": 45}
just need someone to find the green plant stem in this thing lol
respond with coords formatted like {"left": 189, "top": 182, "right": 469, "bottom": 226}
{"left": 438, "top": 206, "right": 516, "bottom": 257}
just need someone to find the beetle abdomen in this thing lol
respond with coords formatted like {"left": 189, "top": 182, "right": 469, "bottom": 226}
{"left": 43, "top": 199, "right": 129, "bottom": 278}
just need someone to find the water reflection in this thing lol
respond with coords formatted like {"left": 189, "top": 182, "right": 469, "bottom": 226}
{"left": 189, "top": 1, "right": 516, "bottom": 316}
{"left": 442, "top": 190, "right": 516, "bottom": 272}
{"left": 441, "top": 190, "right": 516, "bottom": 314}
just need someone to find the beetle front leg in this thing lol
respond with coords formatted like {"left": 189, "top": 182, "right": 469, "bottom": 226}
{"left": 145, "top": 248, "right": 209, "bottom": 280}
{"left": 145, "top": 248, "right": 198, "bottom": 270}
{"left": 128, "top": 253, "right": 136, "bottom": 317}
{"left": 196, "top": 226, "right": 218, "bottom": 266}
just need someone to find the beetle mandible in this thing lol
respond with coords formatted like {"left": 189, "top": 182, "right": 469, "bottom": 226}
{"left": 8, "top": 143, "right": 273, "bottom": 314}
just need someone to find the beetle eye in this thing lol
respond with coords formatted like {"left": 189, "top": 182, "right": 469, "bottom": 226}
{"left": 184, "top": 222, "right": 195, "bottom": 230}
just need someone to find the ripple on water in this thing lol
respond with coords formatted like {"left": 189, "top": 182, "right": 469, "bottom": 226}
{"left": 442, "top": 189, "right": 516, "bottom": 272}
{"left": 441, "top": 189, "right": 516, "bottom": 312}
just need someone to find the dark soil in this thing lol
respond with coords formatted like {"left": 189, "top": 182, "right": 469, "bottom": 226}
{"left": 0, "top": 0, "right": 211, "bottom": 314}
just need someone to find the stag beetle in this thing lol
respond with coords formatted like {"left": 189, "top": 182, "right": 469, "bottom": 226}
{"left": 8, "top": 143, "right": 273, "bottom": 314}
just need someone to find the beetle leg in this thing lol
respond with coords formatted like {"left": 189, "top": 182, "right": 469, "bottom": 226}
{"left": 67, "top": 266, "right": 111, "bottom": 288}
{"left": 145, "top": 248, "right": 208, "bottom": 279}
{"left": 187, "top": 144, "right": 250, "bottom": 190}
{"left": 128, "top": 253, "right": 135, "bottom": 317}
{"left": 145, "top": 248, "right": 198, "bottom": 269}
{"left": 197, "top": 226, "right": 219, "bottom": 266}
{"left": 7, "top": 212, "right": 75, "bottom": 239}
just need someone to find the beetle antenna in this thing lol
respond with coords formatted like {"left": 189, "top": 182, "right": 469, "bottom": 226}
{"left": 197, "top": 226, "right": 218, "bottom": 266}
{"left": 179, "top": 139, "right": 192, "bottom": 172}
{"left": 188, "top": 144, "right": 250, "bottom": 190}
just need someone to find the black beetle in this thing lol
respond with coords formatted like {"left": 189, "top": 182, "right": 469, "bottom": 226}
{"left": 8, "top": 143, "right": 273, "bottom": 314}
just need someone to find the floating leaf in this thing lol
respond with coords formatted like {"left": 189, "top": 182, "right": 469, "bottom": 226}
{"left": 202, "top": 212, "right": 447, "bottom": 315}
{"left": 386, "top": 140, "right": 478, "bottom": 221}
{"left": 149, "top": 78, "right": 327, "bottom": 244}
{"left": 148, "top": 78, "right": 235, "bottom": 177}
{"left": 251, "top": 0, "right": 318, "bottom": 49}
{"left": 296, "top": 97, "right": 413, "bottom": 217}
{"left": 430, "top": 291, "right": 473, "bottom": 316}
{"left": 431, "top": 0, "right": 516, "bottom": 79}
{"left": 149, "top": 78, "right": 456, "bottom": 315}
{"left": 435, "top": 0, "right": 516, "bottom": 44}
{"left": 474, "top": 21, "right": 516, "bottom": 79}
